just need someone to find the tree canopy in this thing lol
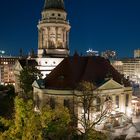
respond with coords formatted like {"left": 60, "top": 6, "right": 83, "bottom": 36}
{"left": 0, "top": 97, "right": 71, "bottom": 140}
{"left": 19, "top": 66, "right": 41, "bottom": 98}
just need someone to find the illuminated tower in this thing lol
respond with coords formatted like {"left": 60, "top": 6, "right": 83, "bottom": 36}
{"left": 37, "top": 0, "right": 71, "bottom": 77}
{"left": 38, "top": 0, "right": 71, "bottom": 57}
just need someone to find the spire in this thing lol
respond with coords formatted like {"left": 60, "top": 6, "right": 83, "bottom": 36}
{"left": 44, "top": 0, "right": 65, "bottom": 11}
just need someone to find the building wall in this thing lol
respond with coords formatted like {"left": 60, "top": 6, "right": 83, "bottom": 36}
{"left": 111, "top": 60, "right": 124, "bottom": 75}
{"left": 123, "top": 59, "right": 140, "bottom": 84}
{"left": 33, "top": 86, "right": 132, "bottom": 121}
{"left": 134, "top": 49, "right": 140, "bottom": 58}
{"left": 37, "top": 57, "right": 64, "bottom": 78}
{"left": 36, "top": 1, "right": 71, "bottom": 76}
{"left": 0, "top": 57, "right": 18, "bottom": 85}
{"left": 38, "top": 9, "right": 70, "bottom": 58}
{"left": 111, "top": 59, "right": 140, "bottom": 84}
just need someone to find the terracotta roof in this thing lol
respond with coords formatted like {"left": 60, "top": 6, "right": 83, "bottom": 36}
{"left": 45, "top": 55, "right": 130, "bottom": 89}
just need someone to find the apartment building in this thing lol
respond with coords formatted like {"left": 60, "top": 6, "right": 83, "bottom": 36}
{"left": 0, "top": 56, "right": 18, "bottom": 85}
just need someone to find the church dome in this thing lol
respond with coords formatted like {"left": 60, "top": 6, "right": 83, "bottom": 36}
{"left": 44, "top": 0, "right": 65, "bottom": 11}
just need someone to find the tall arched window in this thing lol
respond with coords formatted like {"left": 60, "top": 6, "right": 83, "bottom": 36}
{"left": 116, "top": 95, "right": 119, "bottom": 108}
{"left": 64, "top": 99, "right": 70, "bottom": 109}
{"left": 125, "top": 94, "right": 129, "bottom": 107}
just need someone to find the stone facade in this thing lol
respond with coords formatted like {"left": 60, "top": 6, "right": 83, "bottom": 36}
{"left": 37, "top": 0, "right": 71, "bottom": 78}
{"left": 33, "top": 79, "right": 132, "bottom": 129}
{"left": 38, "top": 9, "right": 70, "bottom": 57}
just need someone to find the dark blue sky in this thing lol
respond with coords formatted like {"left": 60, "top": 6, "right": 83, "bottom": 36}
{"left": 0, "top": 0, "right": 140, "bottom": 57}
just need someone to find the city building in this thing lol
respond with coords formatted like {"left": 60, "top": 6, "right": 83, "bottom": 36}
{"left": 101, "top": 50, "right": 116, "bottom": 60}
{"left": 122, "top": 58, "right": 140, "bottom": 84}
{"left": 111, "top": 60, "right": 124, "bottom": 75}
{"left": 134, "top": 49, "right": 140, "bottom": 58}
{"left": 14, "top": 58, "right": 38, "bottom": 93}
{"left": 37, "top": 0, "right": 71, "bottom": 78}
{"left": 86, "top": 49, "right": 99, "bottom": 56}
{"left": 111, "top": 58, "right": 140, "bottom": 84}
{"left": 0, "top": 56, "right": 18, "bottom": 85}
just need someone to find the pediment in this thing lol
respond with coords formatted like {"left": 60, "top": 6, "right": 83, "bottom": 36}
{"left": 98, "top": 79, "right": 123, "bottom": 90}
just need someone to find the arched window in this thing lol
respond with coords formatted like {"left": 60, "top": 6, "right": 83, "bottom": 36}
{"left": 116, "top": 95, "right": 119, "bottom": 108}
{"left": 125, "top": 94, "right": 129, "bottom": 107}
{"left": 64, "top": 99, "right": 70, "bottom": 109}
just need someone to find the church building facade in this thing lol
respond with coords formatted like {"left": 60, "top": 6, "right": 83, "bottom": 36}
{"left": 37, "top": 0, "right": 71, "bottom": 78}
{"left": 32, "top": 0, "right": 133, "bottom": 130}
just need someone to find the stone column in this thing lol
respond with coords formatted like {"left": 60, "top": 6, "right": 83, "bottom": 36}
{"left": 46, "top": 27, "right": 49, "bottom": 49}
{"left": 112, "top": 95, "right": 116, "bottom": 109}
{"left": 55, "top": 27, "right": 58, "bottom": 48}
{"left": 38, "top": 29, "right": 43, "bottom": 49}
{"left": 66, "top": 31, "right": 69, "bottom": 49}
{"left": 120, "top": 93, "right": 125, "bottom": 113}
{"left": 47, "top": 27, "right": 50, "bottom": 49}
{"left": 64, "top": 29, "right": 67, "bottom": 49}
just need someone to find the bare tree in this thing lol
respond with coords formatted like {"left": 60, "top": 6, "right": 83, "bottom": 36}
{"left": 73, "top": 81, "right": 112, "bottom": 140}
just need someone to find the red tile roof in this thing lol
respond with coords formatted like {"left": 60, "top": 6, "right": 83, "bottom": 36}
{"left": 45, "top": 55, "right": 130, "bottom": 89}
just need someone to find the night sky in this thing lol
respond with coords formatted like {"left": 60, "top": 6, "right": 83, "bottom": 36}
{"left": 0, "top": 0, "right": 140, "bottom": 58}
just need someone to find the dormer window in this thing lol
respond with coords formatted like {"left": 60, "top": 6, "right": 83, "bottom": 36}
{"left": 52, "top": 13, "right": 55, "bottom": 16}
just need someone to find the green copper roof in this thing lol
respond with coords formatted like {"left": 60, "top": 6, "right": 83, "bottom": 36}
{"left": 44, "top": 0, "right": 65, "bottom": 10}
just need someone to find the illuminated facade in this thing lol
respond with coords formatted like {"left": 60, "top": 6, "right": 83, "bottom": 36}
{"left": 122, "top": 58, "right": 140, "bottom": 84}
{"left": 134, "top": 49, "right": 140, "bottom": 58}
{"left": 33, "top": 0, "right": 133, "bottom": 131}
{"left": 33, "top": 56, "right": 132, "bottom": 129}
{"left": 37, "top": 0, "right": 71, "bottom": 78}
{"left": 101, "top": 50, "right": 116, "bottom": 59}
{"left": 111, "top": 58, "right": 140, "bottom": 84}
{"left": 111, "top": 60, "right": 124, "bottom": 75}
{"left": 0, "top": 56, "right": 18, "bottom": 85}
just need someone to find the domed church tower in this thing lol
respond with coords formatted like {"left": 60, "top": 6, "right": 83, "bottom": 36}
{"left": 37, "top": 0, "right": 71, "bottom": 78}
{"left": 38, "top": 0, "right": 71, "bottom": 57}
